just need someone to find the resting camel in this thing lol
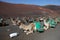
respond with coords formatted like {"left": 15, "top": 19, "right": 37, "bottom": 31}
{"left": 40, "top": 17, "right": 57, "bottom": 30}
{"left": 55, "top": 17, "right": 60, "bottom": 23}
{"left": 43, "top": 18, "right": 50, "bottom": 30}
{"left": 18, "top": 22, "right": 35, "bottom": 35}
{"left": 10, "top": 18, "right": 21, "bottom": 25}
{"left": 39, "top": 17, "right": 50, "bottom": 30}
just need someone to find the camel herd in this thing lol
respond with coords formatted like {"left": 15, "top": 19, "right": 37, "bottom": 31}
{"left": 0, "top": 16, "right": 60, "bottom": 35}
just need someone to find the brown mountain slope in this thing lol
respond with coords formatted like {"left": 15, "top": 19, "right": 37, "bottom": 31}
{"left": 43, "top": 5, "right": 60, "bottom": 15}
{"left": 0, "top": 2, "right": 60, "bottom": 17}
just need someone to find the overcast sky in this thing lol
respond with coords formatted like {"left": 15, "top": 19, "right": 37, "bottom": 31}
{"left": 0, "top": 0, "right": 60, "bottom": 6}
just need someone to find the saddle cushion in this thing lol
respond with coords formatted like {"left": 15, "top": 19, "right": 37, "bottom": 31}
{"left": 48, "top": 19, "right": 57, "bottom": 27}
{"left": 34, "top": 21, "right": 44, "bottom": 31}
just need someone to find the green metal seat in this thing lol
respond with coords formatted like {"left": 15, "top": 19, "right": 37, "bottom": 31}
{"left": 48, "top": 18, "right": 57, "bottom": 28}
{"left": 34, "top": 21, "right": 44, "bottom": 32}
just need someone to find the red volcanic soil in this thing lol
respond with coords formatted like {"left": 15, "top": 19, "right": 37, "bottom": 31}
{"left": 0, "top": 2, "right": 60, "bottom": 18}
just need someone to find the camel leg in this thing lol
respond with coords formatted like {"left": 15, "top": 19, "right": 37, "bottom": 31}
{"left": 44, "top": 26, "right": 49, "bottom": 30}
{"left": 26, "top": 30, "right": 33, "bottom": 35}
{"left": 24, "top": 30, "right": 27, "bottom": 33}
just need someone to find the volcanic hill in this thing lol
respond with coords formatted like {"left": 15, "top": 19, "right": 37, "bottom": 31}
{"left": 0, "top": 2, "right": 60, "bottom": 17}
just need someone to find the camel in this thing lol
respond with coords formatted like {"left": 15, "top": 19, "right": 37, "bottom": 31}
{"left": 41, "top": 17, "right": 57, "bottom": 30}
{"left": 10, "top": 18, "right": 21, "bottom": 25}
{"left": 39, "top": 17, "right": 50, "bottom": 30}
{"left": 18, "top": 22, "right": 35, "bottom": 35}
{"left": 43, "top": 18, "right": 50, "bottom": 30}
{"left": 55, "top": 17, "right": 60, "bottom": 23}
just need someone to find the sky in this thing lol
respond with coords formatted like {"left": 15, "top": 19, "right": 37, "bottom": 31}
{"left": 0, "top": 0, "right": 60, "bottom": 6}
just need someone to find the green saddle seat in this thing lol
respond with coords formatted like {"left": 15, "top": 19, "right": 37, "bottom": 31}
{"left": 34, "top": 21, "right": 44, "bottom": 32}
{"left": 48, "top": 18, "right": 57, "bottom": 28}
